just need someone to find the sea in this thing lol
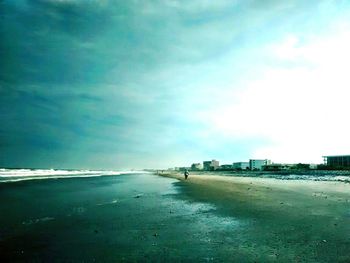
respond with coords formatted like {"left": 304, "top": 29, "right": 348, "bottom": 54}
{"left": 0, "top": 168, "right": 142, "bottom": 183}
{"left": 230, "top": 171, "right": 350, "bottom": 183}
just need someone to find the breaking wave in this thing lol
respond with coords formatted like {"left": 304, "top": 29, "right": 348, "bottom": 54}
{"left": 0, "top": 168, "right": 144, "bottom": 183}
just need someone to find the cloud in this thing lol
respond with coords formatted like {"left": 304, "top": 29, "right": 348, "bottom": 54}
{"left": 202, "top": 22, "right": 350, "bottom": 163}
{"left": 2, "top": 0, "right": 350, "bottom": 168}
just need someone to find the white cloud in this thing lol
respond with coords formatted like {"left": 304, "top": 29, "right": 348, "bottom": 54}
{"left": 199, "top": 24, "right": 350, "bottom": 163}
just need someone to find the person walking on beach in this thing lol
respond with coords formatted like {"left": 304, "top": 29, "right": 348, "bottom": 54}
{"left": 184, "top": 170, "right": 189, "bottom": 180}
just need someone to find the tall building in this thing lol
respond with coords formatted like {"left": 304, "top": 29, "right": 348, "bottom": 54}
{"left": 323, "top": 155, "right": 350, "bottom": 168}
{"left": 203, "top": 160, "right": 220, "bottom": 170}
{"left": 249, "top": 159, "right": 271, "bottom": 170}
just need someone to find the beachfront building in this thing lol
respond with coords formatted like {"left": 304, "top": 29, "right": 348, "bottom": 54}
{"left": 309, "top": 164, "right": 318, "bottom": 170}
{"left": 249, "top": 159, "right": 271, "bottom": 170}
{"left": 219, "top": 164, "right": 233, "bottom": 170}
{"left": 191, "top": 163, "right": 203, "bottom": 171}
{"left": 203, "top": 160, "right": 220, "bottom": 171}
{"left": 263, "top": 163, "right": 293, "bottom": 171}
{"left": 323, "top": 155, "right": 350, "bottom": 168}
{"left": 232, "top": 162, "right": 250, "bottom": 170}
{"left": 175, "top": 167, "right": 191, "bottom": 171}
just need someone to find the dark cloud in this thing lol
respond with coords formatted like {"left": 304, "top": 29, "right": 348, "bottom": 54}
{"left": 1, "top": 0, "right": 345, "bottom": 168}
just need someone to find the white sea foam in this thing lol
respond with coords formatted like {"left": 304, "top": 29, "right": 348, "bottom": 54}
{"left": 0, "top": 168, "right": 145, "bottom": 183}
{"left": 96, "top": 199, "right": 119, "bottom": 206}
{"left": 22, "top": 217, "right": 55, "bottom": 225}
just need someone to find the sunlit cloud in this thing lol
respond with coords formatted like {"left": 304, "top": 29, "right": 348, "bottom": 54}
{"left": 203, "top": 23, "right": 350, "bottom": 163}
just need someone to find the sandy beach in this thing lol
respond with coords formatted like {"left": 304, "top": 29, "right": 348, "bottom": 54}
{"left": 1, "top": 171, "right": 350, "bottom": 262}
{"left": 160, "top": 171, "right": 350, "bottom": 261}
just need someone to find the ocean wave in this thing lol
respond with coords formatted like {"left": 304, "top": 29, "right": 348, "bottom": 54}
{"left": 241, "top": 173, "right": 350, "bottom": 182}
{"left": 22, "top": 217, "right": 55, "bottom": 225}
{"left": 0, "top": 168, "right": 144, "bottom": 183}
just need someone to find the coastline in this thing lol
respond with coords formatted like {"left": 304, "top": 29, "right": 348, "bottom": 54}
{"left": 1, "top": 171, "right": 349, "bottom": 261}
{"left": 157, "top": 171, "right": 350, "bottom": 261}
{"left": 157, "top": 170, "right": 350, "bottom": 216}
{"left": 157, "top": 169, "right": 350, "bottom": 181}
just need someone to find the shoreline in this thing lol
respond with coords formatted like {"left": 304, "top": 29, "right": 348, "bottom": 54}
{"left": 1, "top": 172, "right": 349, "bottom": 261}
{"left": 157, "top": 169, "right": 350, "bottom": 176}
{"left": 157, "top": 171, "right": 350, "bottom": 261}
{"left": 157, "top": 171, "right": 350, "bottom": 209}
{"left": 156, "top": 169, "right": 350, "bottom": 183}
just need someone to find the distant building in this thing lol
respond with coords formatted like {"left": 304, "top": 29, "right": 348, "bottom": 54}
{"left": 249, "top": 159, "right": 271, "bottom": 170}
{"left": 263, "top": 163, "right": 293, "bottom": 171}
{"left": 175, "top": 167, "right": 190, "bottom": 171}
{"left": 309, "top": 164, "right": 318, "bottom": 170}
{"left": 191, "top": 163, "right": 203, "bottom": 170}
{"left": 323, "top": 155, "right": 350, "bottom": 168}
{"left": 291, "top": 163, "right": 311, "bottom": 170}
{"left": 232, "top": 162, "right": 250, "bottom": 170}
{"left": 219, "top": 164, "right": 233, "bottom": 170}
{"left": 203, "top": 161, "right": 211, "bottom": 170}
{"left": 203, "top": 160, "right": 220, "bottom": 171}
{"left": 263, "top": 164, "right": 282, "bottom": 171}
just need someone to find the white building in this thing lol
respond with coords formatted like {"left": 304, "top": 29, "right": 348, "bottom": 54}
{"left": 232, "top": 162, "right": 250, "bottom": 170}
{"left": 249, "top": 159, "right": 271, "bottom": 170}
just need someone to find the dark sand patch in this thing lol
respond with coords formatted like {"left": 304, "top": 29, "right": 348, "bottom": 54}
{"left": 0, "top": 173, "right": 245, "bottom": 262}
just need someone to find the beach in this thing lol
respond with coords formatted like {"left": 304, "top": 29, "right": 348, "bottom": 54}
{"left": 159, "top": 171, "right": 350, "bottom": 262}
{"left": 0, "top": 172, "right": 243, "bottom": 262}
{"left": 1, "top": 171, "right": 350, "bottom": 262}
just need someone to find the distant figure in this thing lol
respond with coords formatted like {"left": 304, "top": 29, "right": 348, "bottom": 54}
{"left": 184, "top": 170, "right": 189, "bottom": 180}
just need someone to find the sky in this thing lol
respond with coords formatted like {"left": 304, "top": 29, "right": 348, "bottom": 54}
{"left": 1, "top": 0, "right": 350, "bottom": 169}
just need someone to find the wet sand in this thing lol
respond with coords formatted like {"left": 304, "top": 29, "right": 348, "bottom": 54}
{"left": 0, "top": 173, "right": 245, "bottom": 262}
{"left": 1, "top": 172, "right": 350, "bottom": 262}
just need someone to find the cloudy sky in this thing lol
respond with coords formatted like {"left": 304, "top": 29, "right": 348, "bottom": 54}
{"left": 1, "top": 0, "right": 350, "bottom": 169}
